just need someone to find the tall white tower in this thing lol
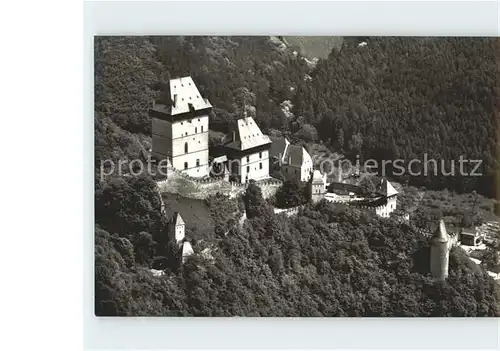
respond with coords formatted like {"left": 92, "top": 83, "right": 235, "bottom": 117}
{"left": 150, "top": 76, "right": 212, "bottom": 177}
{"left": 430, "top": 219, "right": 451, "bottom": 282}
{"left": 171, "top": 212, "right": 185, "bottom": 245}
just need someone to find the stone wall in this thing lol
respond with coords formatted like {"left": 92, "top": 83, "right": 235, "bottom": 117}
{"left": 156, "top": 164, "right": 282, "bottom": 200}
{"left": 274, "top": 205, "right": 306, "bottom": 217}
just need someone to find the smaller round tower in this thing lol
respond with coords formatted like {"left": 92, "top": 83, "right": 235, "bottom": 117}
{"left": 430, "top": 219, "right": 451, "bottom": 282}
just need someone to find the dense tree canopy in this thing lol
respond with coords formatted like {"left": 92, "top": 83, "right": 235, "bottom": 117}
{"left": 305, "top": 37, "right": 499, "bottom": 197}
{"left": 96, "top": 197, "right": 500, "bottom": 316}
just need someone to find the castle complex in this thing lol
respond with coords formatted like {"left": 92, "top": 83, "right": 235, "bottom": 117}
{"left": 151, "top": 77, "right": 406, "bottom": 225}
{"left": 151, "top": 77, "right": 318, "bottom": 186}
{"left": 150, "top": 78, "right": 492, "bottom": 280}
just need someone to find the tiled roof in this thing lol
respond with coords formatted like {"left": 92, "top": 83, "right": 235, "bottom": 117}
{"left": 173, "top": 212, "right": 185, "bottom": 227}
{"left": 377, "top": 179, "right": 399, "bottom": 197}
{"left": 225, "top": 117, "right": 271, "bottom": 151}
{"left": 182, "top": 241, "right": 194, "bottom": 257}
{"left": 153, "top": 76, "right": 212, "bottom": 115}
{"left": 269, "top": 136, "right": 289, "bottom": 159}
{"left": 431, "top": 219, "right": 450, "bottom": 243}
{"left": 283, "top": 144, "right": 311, "bottom": 167}
{"left": 269, "top": 136, "right": 312, "bottom": 167}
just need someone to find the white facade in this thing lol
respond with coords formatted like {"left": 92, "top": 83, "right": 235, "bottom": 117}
{"left": 175, "top": 221, "right": 185, "bottom": 244}
{"left": 281, "top": 151, "right": 313, "bottom": 183}
{"left": 152, "top": 115, "right": 209, "bottom": 177}
{"left": 375, "top": 196, "right": 397, "bottom": 218}
{"left": 230, "top": 150, "right": 270, "bottom": 183}
{"left": 151, "top": 76, "right": 211, "bottom": 178}
{"left": 225, "top": 117, "right": 272, "bottom": 183}
{"left": 172, "top": 213, "right": 185, "bottom": 244}
{"left": 310, "top": 170, "right": 327, "bottom": 203}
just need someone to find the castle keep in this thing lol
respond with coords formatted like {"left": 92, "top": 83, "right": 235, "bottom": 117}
{"left": 224, "top": 116, "right": 272, "bottom": 183}
{"left": 150, "top": 77, "right": 212, "bottom": 177}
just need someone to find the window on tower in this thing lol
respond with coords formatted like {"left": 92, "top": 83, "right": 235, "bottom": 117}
{"left": 201, "top": 126, "right": 204, "bottom": 133}
{"left": 184, "top": 142, "right": 188, "bottom": 153}
{"left": 196, "top": 159, "right": 200, "bottom": 167}
{"left": 184, "top": 162, "right": 188, "bottom": 170}
{"left": 259, "top": 162, "right": 262, "bottom": 170}
{"left": 246, "top": 156, "right": 250, "bottom": 163}
{"left": 195, "top": 127, "right": 198, "bottom": 133}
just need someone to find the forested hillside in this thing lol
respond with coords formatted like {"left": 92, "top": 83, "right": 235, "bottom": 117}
{"left": 96, "top": 185, "right": 500, "bottom": 316}
{"left": 304, "top": 37, "right": 499, "bottom": 197}
{"left": 95, "top": 36, "right": 499, "bottom": 196}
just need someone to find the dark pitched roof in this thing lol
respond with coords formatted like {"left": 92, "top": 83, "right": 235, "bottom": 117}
{"left": 283, "top": 144, "right": 305, "bottom": 167}
{"left": 376, "top": 179, "right": 398, "bottom": 197}
{"left": 431, "top": 220, "right": 450, "bottom": 243}
{"left": 269, "top": 136, "right": 288, "bottom": 159}
{"left": 172, "top": 77, "right": 212, "bottom": 115}
{"left": 172, "top": 212, "right": 185, "bottom": 227}
{"left": 225, "top": 117, "right": 272, "bottom": 151}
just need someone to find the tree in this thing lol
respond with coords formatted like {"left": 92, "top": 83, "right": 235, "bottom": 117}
{"left": 243, "top": 180, "right": 268, "bottom": 219}
{"left": 359, "top": 177, "right": 376, "bottom": 196}
{"left": 275, "top": 180, "right": 307, "bottom": 208}
{"left": 133, "top": 231, "right": 157, "bottom": 266}
{"left": 294, "top": 124, "right": 318, "bottom": 142}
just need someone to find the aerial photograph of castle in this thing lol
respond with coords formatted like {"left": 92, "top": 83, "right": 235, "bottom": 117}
{"left": 95, "top": 36, "right": 500, "bottom": 317}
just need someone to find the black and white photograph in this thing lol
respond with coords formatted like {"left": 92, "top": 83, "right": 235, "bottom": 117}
{"left": 94, "top": 35, "right": 500, "bottom": 317}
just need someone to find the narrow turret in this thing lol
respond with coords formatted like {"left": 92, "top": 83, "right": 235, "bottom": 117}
{"left": 430, "top": 219, "right": 451, "bottom": 282}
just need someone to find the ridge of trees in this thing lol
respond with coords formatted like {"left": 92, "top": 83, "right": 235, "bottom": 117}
{"left": 96, "top": 181, "right": 500, "bottom": 316}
